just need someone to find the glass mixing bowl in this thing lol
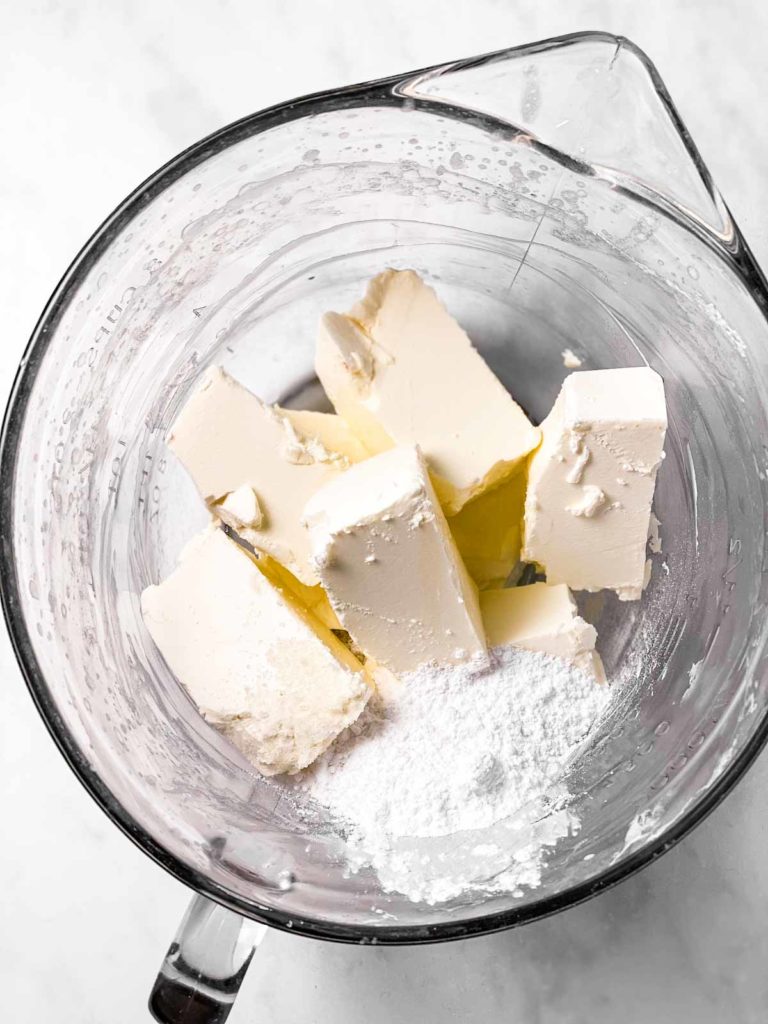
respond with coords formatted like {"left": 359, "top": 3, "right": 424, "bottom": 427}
{"left": 3, "top": 31, "right": 768, "bottom": 1023}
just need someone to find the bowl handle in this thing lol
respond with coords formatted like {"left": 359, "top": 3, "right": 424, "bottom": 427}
{"left": 148, "top": 894, "right": 266, "bottom": 1023}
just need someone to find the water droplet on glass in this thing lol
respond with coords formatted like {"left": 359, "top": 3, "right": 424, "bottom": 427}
{"left": 655, "top": 720, "right": 670, "bottom": 736}
{"left": 277, "top": 869, "right": 295, "bottom": 891}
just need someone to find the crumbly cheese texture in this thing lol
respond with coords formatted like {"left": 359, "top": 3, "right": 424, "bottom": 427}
{"left": 141, "top": 527, "right": 370, "bottom": 776}
{"left": 315, "top": 269, "right": 540, "bottom": 514}
{"left": 448, "top": 467, "right": 527, "bottom": 590}
{"left": 480, "top": 582, "right": 605, "bottom": 682}
{"left": 216, "top": 484, "right": 263, "bottom": 531}
{"left": 280, "top": 409, "right": 369, "bottom": 463}
{"left": 304, "top": 445, "right": 486, "bottom": 673}
{"left": 523, "top": 368, "right": 667, "bottom": 600}
{"left": 168, "top": 367, "right": 349, "bottom": 585}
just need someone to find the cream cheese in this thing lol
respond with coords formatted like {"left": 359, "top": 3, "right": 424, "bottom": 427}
{"left": 168, "top": 366, "right": 349, "bottom": 584}
{"left": 280, "top": 408, "right": 369, "bottom": 463}
{"left": 215, "top": 484, "right": 263, "bottom": 531}
{"left": 480, "top": 582, "right": 604, "bottom": 682}
{"left": 522, "top": 367, "right": 667, "bottom": 600}
{"left": 141, "top": 527, "right": 370, "bottom": 775}
{"left": 303, "top": 445, "right": 486, "bottom": 673}
{"left": 315, "top": 269, "right": 540, "bottom": 514}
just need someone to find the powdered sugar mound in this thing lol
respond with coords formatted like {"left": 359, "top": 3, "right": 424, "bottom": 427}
{"left": 298, "top": 646, "right": 611, "bottom": 903}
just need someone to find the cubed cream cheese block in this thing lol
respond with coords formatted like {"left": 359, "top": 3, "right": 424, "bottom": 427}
{"left": 303, "top": 445, "right": 487, "bottom": 673}
{"left": 168, "top": 366, "right": 350, "bottom": 585}
{"left": 315, "top": 269, "right": 541, "bottom": 514}
{"left": 522, "top": 368, "right": 667, "bottom": 600}
{"left": 480, "top": 582, "right": 605, "bottom": 682}
{"left": 448, "top": 468, "right": 527, "bottom": 590}
{"left": 141, "top": 527, "right": 370, "bottom": 776}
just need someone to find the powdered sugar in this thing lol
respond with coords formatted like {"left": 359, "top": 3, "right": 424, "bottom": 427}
{"left": 298, "top": 646, "right": 612, "bottom": 903}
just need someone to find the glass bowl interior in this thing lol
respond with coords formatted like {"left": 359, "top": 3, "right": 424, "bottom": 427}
{"left": 4, "top": 44, "right": 768, "bottom": 941}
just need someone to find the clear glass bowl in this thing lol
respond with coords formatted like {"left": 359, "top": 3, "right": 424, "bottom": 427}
{"left": 3, "top": 28, "right": 768, "bottom": 1019}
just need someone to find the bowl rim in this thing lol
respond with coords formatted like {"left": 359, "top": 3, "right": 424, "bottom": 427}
{"left": 3, "top": 29, "right": 768, "bottom": 945}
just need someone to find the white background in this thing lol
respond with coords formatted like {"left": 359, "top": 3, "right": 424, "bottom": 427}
{"left": 2, "top": 2, "right": 768, "bottom": 1021}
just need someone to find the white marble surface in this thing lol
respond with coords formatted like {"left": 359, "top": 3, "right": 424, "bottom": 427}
{"left": 2, "top": 1, "right": 768, "bottom": 1021}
